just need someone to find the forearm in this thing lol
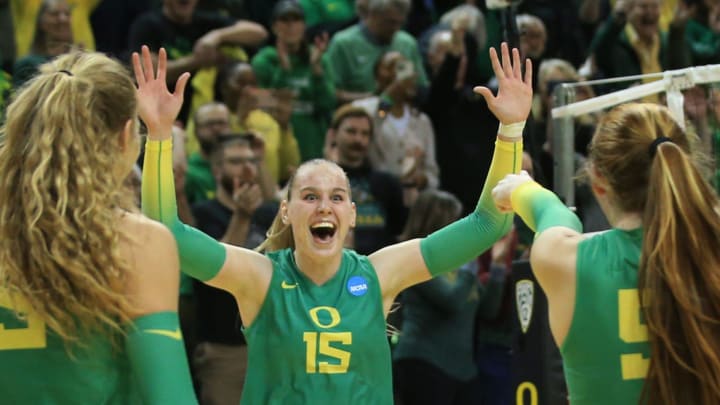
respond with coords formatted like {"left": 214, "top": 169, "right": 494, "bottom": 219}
{"left": 420, "top": 138, "right": 522, "bottom": 276}
{"left": 142, "top": 140, "right": 226, "bottom": 281}
{"left": 126, "top": 312, "right": 197, "bottom": 405}
{"left": 166, "top": 56, "right": 199, "bottom": 83}
{"left": 335, "top": 89, "right": 374, "bottom": 104}
{"left": 510, "top": 180, "right": 582, "bottom": 234}
{"left": 213, "top": 21, "right": 268, "bottom": 47}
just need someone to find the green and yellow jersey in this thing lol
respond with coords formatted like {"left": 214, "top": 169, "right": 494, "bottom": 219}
{"left": 561, "top": 228, "right": 649, "bottom": 404}
{"left": 242, "top": 248, "right": 393, "bottom": 405}
{"left": 0, "top": 291, "right": 141, "bottom": 404}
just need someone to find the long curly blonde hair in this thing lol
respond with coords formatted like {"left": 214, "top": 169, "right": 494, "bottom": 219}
{"left": 0, "top": 51, "right": 137, "bottom": 346}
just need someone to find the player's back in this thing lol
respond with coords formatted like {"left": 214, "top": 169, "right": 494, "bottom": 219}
{"left": 0, "top": 212, "right": 163, "bottom": 404}
{"left": 0, "top": 293, "right": 140, "bottom": 404}
{"left": 561, "top": 228, "right": 649, "bottom": 404}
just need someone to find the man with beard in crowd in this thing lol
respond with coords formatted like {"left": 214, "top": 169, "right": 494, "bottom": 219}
{"left": 185, "top": 101, "right": 233, "bottom": 205}
{"left": 325, "top": 104, "right": 407, "bottom": 254}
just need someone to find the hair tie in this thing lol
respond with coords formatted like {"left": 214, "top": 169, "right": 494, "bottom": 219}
{"left": 648, "top": 137, "right": 672, "bottom": 158}
{"left": 58, "top": 69, "right": 73, "bottom": 76}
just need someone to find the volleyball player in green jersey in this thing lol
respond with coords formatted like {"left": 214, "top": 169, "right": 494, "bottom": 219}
{"left": 0, "top": 51, "right": 197, "bottom": 404}
{"left": 137, "top": 42, "right": 532, "bottom": 404}
{"left": 493, "top": 102, "right": 720, "bottom": 405}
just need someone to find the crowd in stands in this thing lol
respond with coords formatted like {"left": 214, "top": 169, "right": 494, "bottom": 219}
{"left": 1, "top": 0, "right": 719, "bottom": 403}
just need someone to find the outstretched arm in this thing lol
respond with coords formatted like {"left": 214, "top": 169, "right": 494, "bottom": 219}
{"left": 134, "top": 46, "right": 226, "bottom": 283}
{"left": 134, "top": 46, "right": 271, "bottom": 311}
{"left": 371, "top": 43, "right": 533, "bottom": 299}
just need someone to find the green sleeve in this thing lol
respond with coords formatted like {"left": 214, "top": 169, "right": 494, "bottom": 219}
{"left": 250, "top": 47, "right": 277, "bottom": 88}
{"left": 420, "top": 140, "right": 522, "bottom": 276}
{"left": 510, "top": 181, "right": 583, "bottom": 234}
{"left": 126, "top": 312, "right": 197, "bottom": 405}
{"left": 141, "top": 139, "right": 226, "bottom": 281}
{"left": 251, "top": 47, "right": 291, "bottom": 89}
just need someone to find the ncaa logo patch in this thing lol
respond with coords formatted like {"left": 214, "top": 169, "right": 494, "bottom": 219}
{"left": 347, "top": 276, "right": 368, "bottom": 296}
{"left": 516, "top": 279, "right": 534, "bottom": 334}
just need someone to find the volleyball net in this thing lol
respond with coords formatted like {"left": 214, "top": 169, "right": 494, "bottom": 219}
{"left": 549, "top": 64, "right": 720, "bottom": 207}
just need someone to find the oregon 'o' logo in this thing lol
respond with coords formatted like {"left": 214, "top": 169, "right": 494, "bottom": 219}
{"left": 516, "top": 280, "right": 534, "bottom": 334}
{"left": 308, "top": 306, "right": 341, "bottom": 329}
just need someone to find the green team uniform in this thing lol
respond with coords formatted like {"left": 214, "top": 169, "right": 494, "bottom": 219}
{"left": 0, "top": 295, "right": 140, "bottom": 404}
{"left": 242, "top": 248, "right": 393, "bottom": 405}
{"left": 561, "top": 228, "right": 650, "bottom": 404}
{"left": 251, "top": 46, "right": 336, "bottom": 161}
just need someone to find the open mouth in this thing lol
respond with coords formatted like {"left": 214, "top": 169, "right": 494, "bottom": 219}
{"left": 310, "top": 221, "right": 337, "bottom": 244}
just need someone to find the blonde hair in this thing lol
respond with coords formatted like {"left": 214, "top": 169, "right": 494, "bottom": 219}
{"left": 589, "top": 103, "right": 720, "bottom": 404}
{"left": 0, "top": 51, "right": 138, "bottom": 346}
{"left": 257, "top": 159, "right": 351, "bottom": 253}
{"left": 537, "top": 59, "right": 578, "bottom": 96}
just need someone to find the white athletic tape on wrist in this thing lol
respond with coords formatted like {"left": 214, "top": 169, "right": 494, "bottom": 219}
{"left": 498, "top": 121, "right": 526, "bottom": 139}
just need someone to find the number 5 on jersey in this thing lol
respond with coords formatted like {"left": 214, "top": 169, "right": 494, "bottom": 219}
{"left": 0, "top": 291, "right": 47, "bottom": 351}
{"left": 303, "top": 306, "right": 352, "bottom": 374}
{"left": 618, "top": 289, "right": 649, "bottom": 380}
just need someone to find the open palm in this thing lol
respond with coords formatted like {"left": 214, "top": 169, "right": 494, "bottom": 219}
{"left": 474, "top": 43, "right": 533, "bottom": 125}
{"left": 132, "top": 46, "right": 190, "bottom": 138}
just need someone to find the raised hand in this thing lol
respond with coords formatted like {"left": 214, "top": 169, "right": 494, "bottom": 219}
{"left": 276, "top": 39, "right": 291, "bottom": 71}
{"left": 132, "top": 46, "right": 190, "bottom": 139}
{"left": 310, "top": 32, "right": 330, "bottom": 75}
{"left": 491, "top": 170, "right": 534, "bottom": 213}
{"left": 473, "top": 43, "right": 532, "bottom": 125}
{"left": 232, "top": 178, "right": 263, "bottom": 216}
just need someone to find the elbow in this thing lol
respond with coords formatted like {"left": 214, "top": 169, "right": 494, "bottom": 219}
{"left": 499, "top": 214, "right": 514, "bottom": 237}
{"left": 234, "top": 21, "right": 269, "bottom": 46}
{"left": 486, "top": 211, "right": 514, "bottom": 241}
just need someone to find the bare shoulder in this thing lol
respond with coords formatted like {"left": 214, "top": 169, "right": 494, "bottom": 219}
{"left": 119, "top": 212, "right": 181, "bottom": 313}
{"left": 118, "top": 212, "right": 178, "bottom": 275}
{"left": 530, "top": 226, "right": 586, "bottom": 288}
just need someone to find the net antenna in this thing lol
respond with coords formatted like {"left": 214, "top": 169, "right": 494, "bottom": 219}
{"left": 549, "top": 64, "right": 720, "bottom": 206}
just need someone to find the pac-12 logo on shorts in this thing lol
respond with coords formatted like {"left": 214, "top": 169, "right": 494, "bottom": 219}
{"left": 347, "top": 276, "right": 368, "bottom": 296}
{"left": 516, "top": 279, "right": 534, "bottom": 333}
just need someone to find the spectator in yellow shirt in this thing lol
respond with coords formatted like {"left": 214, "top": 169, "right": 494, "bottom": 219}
{"left": 11, "top": 0, "right": 99, "bottom": 58}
